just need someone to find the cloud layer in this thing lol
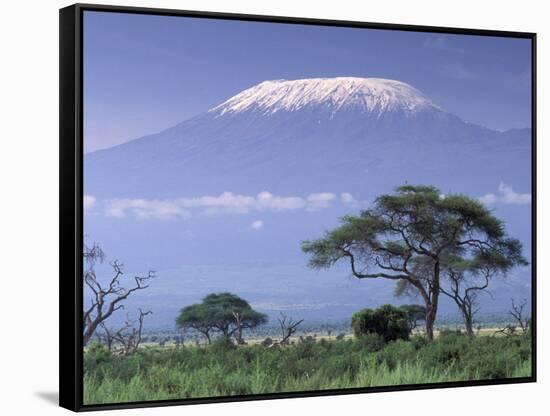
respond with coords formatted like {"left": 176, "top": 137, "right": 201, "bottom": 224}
{"left": 479, "top": 183, "right": 531, "bottom": 206}
{"left": 101, "top": 191, "right": 358, "bottom": 220}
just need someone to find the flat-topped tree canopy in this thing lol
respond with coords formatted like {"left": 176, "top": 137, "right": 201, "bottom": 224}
{"left": 302, "top": 184, "right": 526, "bottom": 340}
{"left": 176, "top": 292, "right": 267, "bottom": 344}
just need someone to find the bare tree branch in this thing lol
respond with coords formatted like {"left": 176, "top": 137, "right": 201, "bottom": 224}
{"left": 82, "top": 244, "right": 155, "bottom": 346}
{"left": 272, "top": 313, "right": 304, "bottom": 346}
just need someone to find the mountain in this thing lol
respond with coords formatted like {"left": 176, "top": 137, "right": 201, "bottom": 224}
{"left": 85, "top": 77, "right": 531, "bottom": 199}
{"left": 83, "top": 77, "right": 532, "bottom": 327}
{"left": 210, "top": 77, "right": 442, "bottom": 117}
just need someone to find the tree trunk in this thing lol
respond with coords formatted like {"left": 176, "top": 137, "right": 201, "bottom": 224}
{"left": 409, "top": 279, "right": 436, "bottom": 340}
{"left": 464, "top": 317, "right": 474, "bottom": 337}
{"left": 425, "top": 261, "right": 441, "bottom": 341}
{"left": 425, "top": 304, "right": 436, "bottom": 341}
{"left": 236, "top": 327, "right": 244, "bottom": 344}
{"left": 462, "top": 308, "right": 474, "bottom": 337}
{"left": 83, "top": 324, "right": 98, "bottom": 346}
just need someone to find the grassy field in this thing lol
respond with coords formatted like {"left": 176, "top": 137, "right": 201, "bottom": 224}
{"left": 84, "top": 332, "right": 531, "bottom": 405}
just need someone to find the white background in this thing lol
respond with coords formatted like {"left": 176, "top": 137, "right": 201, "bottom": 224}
{"left": 0, "top": 0, "right": 547, "bottom": 414}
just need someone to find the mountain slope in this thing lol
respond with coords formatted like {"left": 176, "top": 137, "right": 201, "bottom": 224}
{"left": 85, "top": 77, "right": 530, "bottom": 199}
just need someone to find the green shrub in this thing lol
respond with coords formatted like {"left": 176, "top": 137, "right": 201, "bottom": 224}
{"left": 417, "top": 334, "right": 469, "bottom": 369}
{"left": 261, "top": 337, "right": 273, "bottom": 347}
{"left": 86, "top": 342, "right": 111, "bottom": 365}
{"left": 376, "top": 339, "right": 417, "bottom": 370}
{"left": 210, "top": 336, "right": 236, "bottom": 353}
{"left": 351, "top": 304, "right": 411, "bottom": 342}
{"left": 84, "top": 342, "right": 112, "bottom": 381}
{"left": 410, "top": 334, "right": 429, "bottom": 350}
{"left": 356, "top": 333, "right": 386, "bottom": 352}
{"left": 459, "top": 336, "right": 530, "bottom": 379}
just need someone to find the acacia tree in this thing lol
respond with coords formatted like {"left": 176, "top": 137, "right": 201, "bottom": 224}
{"left": 175, "top": 303, "right": 215, "bottom": 344}
{"left": 176, "top": 293, "right": 267, "bottom": 344}
{"left": 302, "top": 185, "right": 525, "bottom": 340}
{"left": 440, "top": 250, "right": 526, "bottom": 337}
{"left": 83, "top": 243, "right": 155, "bottom": 346}
{"left": 441, "top": 266, "right": 485, "bottom": 337}
{"left": 231, "top": 308, "right": 268, "bottom": 344}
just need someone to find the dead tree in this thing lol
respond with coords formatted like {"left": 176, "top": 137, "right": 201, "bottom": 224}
{"left": 98, "top": 322, "right": 115, "bottom": 352}
{"left": 494, "top": 299, "right": 530, "bottom": 337}
{"left": 112, "top": 309, "right": 152, "bottom": 355}
{"left": 83, "top": 243, "right": 155, "bottom": 345}
{"left": 509, "top": 299, "right": 530, "bottom": 334}
{"left": 276, "top": 313, "right": 303, "bottom": 345}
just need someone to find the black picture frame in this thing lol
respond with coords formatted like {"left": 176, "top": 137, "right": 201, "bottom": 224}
{"left": 59, "top": 3, "right": 537, "bottom": 412}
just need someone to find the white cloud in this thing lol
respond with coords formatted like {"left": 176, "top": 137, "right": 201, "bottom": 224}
{"left": 479, "top": 183, "right": 531, "bottom": 206}
{"left": 340, "top": 192, "right": 359, "bottom": 207}
{"left": 104, "top": 191, "right": 344, "bottom": 220}
{"left": 105, "top": 198, "right": 191, "bottom": 220}
{"left": 306, "top": 193, "right": 337, "bottom": 210}
{"left": 256, "top": 191, "right": 307, "bottom": 211}
{"left": 250, "top": 220, "right": 264, "bottom": 230}
{"left": 478, "top": 194, "right": 497, "bottom": 205}
{"left": 83, "top": 195, "right": 96, "bottom": 211}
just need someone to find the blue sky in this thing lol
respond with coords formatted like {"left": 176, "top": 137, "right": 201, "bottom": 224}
{"left": 83, "top": 11, "right": 532, "bottom": 152}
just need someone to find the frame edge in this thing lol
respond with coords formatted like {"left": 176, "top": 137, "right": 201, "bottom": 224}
{"left": 60, "top": 4, "right": 83, "bottom": 412}
{"left": 61, "top": 3, "right": 537, "bottom": 412}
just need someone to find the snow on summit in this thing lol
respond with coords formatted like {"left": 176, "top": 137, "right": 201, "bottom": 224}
{"left": 210, "top": 77, "right": 443, "bottom": 118}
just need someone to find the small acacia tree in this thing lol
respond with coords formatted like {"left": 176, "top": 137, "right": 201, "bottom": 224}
{"left": 175, "top": 303, "right": 215, "bottom": 344}
{"left": 440, "top": 250, "right": 526, "bottom": 337}
{"left": 302, "top": 185, "right": 525, "bottom": 340}
{"left": 176, "top": 293, "right": 267, "bottom": 344}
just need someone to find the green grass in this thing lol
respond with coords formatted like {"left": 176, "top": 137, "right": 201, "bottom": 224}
{"left": 83, "top": 333, "right": 532, "bottom": 405}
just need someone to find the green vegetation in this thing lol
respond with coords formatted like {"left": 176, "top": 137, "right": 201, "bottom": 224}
{"left": 302, "top": 185, "right": 526, "bottom": 340}
{"left": 351, "top": 304, "right": 411, "bottom": 342}
{"left": 84, "top": 332, "right": 531, "bottom": 405}
{"left": 82, "top": 185, "right": 531, "bottom": 405}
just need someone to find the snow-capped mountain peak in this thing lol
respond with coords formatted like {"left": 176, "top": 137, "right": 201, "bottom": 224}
{"left": 210, "top": 77, "right": 443, "bottom": 118}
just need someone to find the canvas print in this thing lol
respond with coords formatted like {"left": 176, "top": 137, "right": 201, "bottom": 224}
{"left": 81, "top": 10, "right": 533, "bottom": 406}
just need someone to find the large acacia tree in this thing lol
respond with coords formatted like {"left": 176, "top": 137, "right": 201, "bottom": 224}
{"left": 301, "top": 185, "right": 525, "bottom": 340}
